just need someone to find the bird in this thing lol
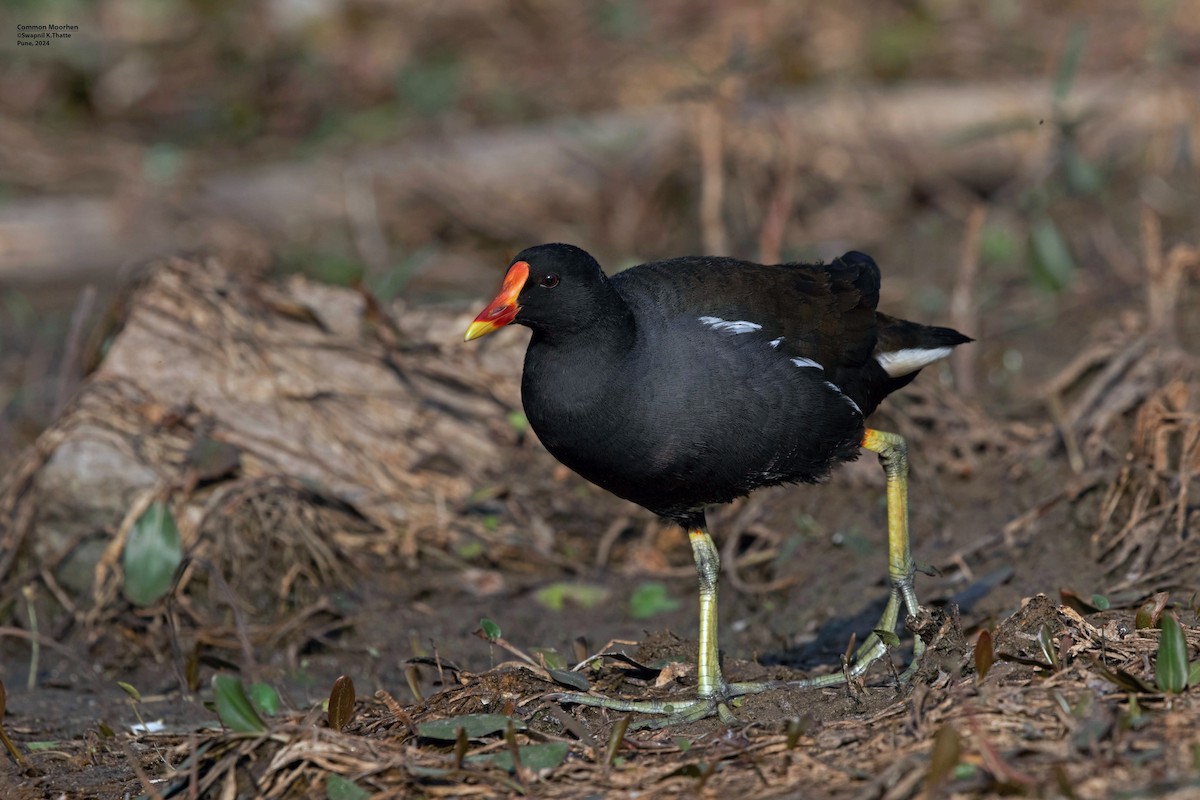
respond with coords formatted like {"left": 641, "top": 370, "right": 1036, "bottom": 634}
{"left": 464, "top": 243, "right": 971, "bottom": 726}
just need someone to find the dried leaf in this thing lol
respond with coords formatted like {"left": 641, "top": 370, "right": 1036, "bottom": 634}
{"left": 328, "top": 675, "right": 356, "bottom": 731}
{"left": 785, "top": 716, "right": 812, "bottom": 750}
{"left": 974, "top": 629, "right": 994, "bottom": 684}
{"left": 185, "top": 435, "right": 241, "bottom": 483}
{"left": 1059, "top": 589, "right": 1100, "bottom": 615}
{"left": 1091, "top": 658, "right": 1157, "bottom": 694}
{"left": 606, "top": 717, "right": 630, "bottom": 766}
{"left": 1135, "top": 592, "right": 1169, "bottom": 630}
{"left": 925, "top": 723, "right": 961, "bottom": 793}
{"left": 1037, "top": 624, "right": 1060, "bottom": 670}
{"left": 0, "top": 679, "right": 22, "bottom": 765}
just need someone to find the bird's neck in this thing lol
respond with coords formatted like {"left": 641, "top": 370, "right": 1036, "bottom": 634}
{"left": 522, "top": 287, "right": 637, "bottom": 418}
{"left": 529, "top": 281, "right": 636, "bottom": 353}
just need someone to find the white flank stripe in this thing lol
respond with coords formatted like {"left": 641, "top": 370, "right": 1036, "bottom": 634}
{"left": 875, "top": 346, "right": 953, "bottom": 377}
{"left": 825, "top": 381, "right": 862, "bottom": 415}
{"left": 699, "top": 316, "right": 762, "bottom": 334}
{"left": 790, "top": 356, "right": 822, "bottom": 370}
{"left": 769, "top": 337, "right": 784, "bottom": 348}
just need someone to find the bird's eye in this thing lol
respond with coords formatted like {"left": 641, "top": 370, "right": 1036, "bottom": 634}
{"left": 539, "top": 273, "right": 560, "bottom": 288}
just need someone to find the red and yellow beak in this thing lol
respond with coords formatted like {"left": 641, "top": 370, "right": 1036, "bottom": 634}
{"left": 464, "top": 260, "right": 529, "bottom": 341}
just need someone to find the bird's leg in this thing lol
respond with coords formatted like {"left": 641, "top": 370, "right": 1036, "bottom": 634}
{"left": 689, "top": 526, "right": 726, "bottom": 699}
{"left": 550, "top": 525, "right": 780, "bottom": 728}
{"left": 786, "top": 428, "right": 924, "bottom": 690}
{"left": 848, "top": 429, "right": 924, "bottom": 675}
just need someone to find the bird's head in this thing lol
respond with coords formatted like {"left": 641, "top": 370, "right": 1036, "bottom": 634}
{"left": 464, "top": 243, "right": 609, "bottom": 341}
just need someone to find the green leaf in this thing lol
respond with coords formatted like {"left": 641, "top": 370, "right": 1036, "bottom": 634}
{"left": 1090, "top": 594, "right": 1110, "bottom": 611}
{"left": 326, "top": 774, "right": 371, "bottom": 800}
{"left": 479, "top": 618, "right": 502, "bottom": 641}
{"left": 629, "top": 582, "right": 681, "bottom": 620}
{"left": 546, "top": 669, "right": 589, "bottom": 692}
{"left": 25, "top": 741, "right": 59, "bottom": 751}
{"left": 212, "top": 675, "right": 268, "bottom": 733}
{"left": 1064, "top": 147, "right": 1102, "bottom": 195}
{"left": 122, "top": 502, "right": 183, "bottom": 607}
{"left": 1053, "top": 24, "right": 1089, "bottom": 102}
{"left": 116, "top": 681, "right": 142, "bottom": 703}
{"left": 925, "top": 723, "right": 961, "bottom": 793}
{"left": 506, "top": 411, "right": 528, "bottom": 433}
{"left": 1155, "top": 612, "right": 1189, "bottom": 694}
{"left": 248, "top": 682, "right": 280, "bottom": 717}
{"left": 1189, "top": 660, "right": 1200, "bottom": 688}
{"left": 1091, "top": 658, "right": 1157, "bottom": 694}
{"left": 1029, "top": 217, "right": 1076, "bottom": 293}
{"left": 416, "top": 714, "right": 525, "bottom": 741}
{"left": 535, "top": 582, "right": 610, "bottom": 612}
{"left": 530, "top": 648, "right": 567, "bottom": 670}
{"left": 467, "top": 741, "right": 569, "bottom": 772}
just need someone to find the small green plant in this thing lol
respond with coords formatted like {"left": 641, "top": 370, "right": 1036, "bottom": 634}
{"left": 479, "top": 618, "right": 502, "bottom": 641}
{"left": 629, "top": 582, "right": 681, "bottom": 619}
{"left": 212, "top": 675, "right": 268, "bottom": 733}
{"left": 116, "top": 681, "right": 149, "bottom": 732}
{"left": 122, "top": 501, "right": 183, "bottom": 607}
{"left": 534, "top": 582, "right": 609, "bottom": 611}
{"left": 1155, "top": 613, "right": 1191, "bottom": 694}
{"left": 326, "top": 773, "right": 372, "bottom": 800}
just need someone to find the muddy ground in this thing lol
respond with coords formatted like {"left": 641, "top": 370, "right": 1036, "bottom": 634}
{"left": 0, "top": 238, "right": 1198, "bottom": 799}
{"left": 2, "top": 2, "right": 1200, "bottom": 798}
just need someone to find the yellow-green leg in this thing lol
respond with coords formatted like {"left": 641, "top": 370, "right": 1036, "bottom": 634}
{"left": 550, "top": 526, "right": 779, "bottom": 728}
{"left": 552, "top": 428, "right": 925, "bottom": 723}
{"left": 794, "top": 428, "right": 924, "bottom": 688}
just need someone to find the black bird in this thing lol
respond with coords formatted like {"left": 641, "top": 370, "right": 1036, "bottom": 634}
{"left": 465, "top": 243, "right": 971, "bottom": 725}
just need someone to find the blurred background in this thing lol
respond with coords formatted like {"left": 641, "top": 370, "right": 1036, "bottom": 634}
{"left": 1, "top": 0, "right": 1197, "bottom": 466}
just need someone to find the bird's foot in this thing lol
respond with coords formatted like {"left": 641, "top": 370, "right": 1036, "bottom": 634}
{"left": 789, "top": 584, "right": 925, "bottom": 690}
{"left": 549, "top": 680, "right": 781, "bottom": 730}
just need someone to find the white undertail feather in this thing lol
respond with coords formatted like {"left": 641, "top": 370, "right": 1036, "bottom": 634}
{"left": 875, "top": 346, "right": 954, "bottom": 377}
{"left": 790, "top": 356, "right": 822, "bottom": 370}
{"left": 698, "top": 316, "right": 762, "bottom": 334}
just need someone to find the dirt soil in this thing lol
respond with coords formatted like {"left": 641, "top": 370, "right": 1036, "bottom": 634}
{"left": 1, "top": 243, "right": 1199, "bottom": 799}
{"left": 2, "top": 3, "right": 1200, "bottom": 797}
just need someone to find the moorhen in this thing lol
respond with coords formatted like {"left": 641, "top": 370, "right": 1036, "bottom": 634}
{"left": 465, "top": 243, "right": 971, "bottom": 725}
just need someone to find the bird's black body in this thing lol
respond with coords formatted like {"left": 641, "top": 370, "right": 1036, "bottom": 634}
{"left": 504, "top": 244, "right": 971, "bottom": 525}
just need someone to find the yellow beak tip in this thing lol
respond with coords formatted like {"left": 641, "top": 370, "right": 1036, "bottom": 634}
{"left": 464, "top": 321, "right": 495, "bottom": 341}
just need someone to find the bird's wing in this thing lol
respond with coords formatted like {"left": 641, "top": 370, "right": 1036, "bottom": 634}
{"left": 613, "top": 252, "right": 881, "bottom": 378}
